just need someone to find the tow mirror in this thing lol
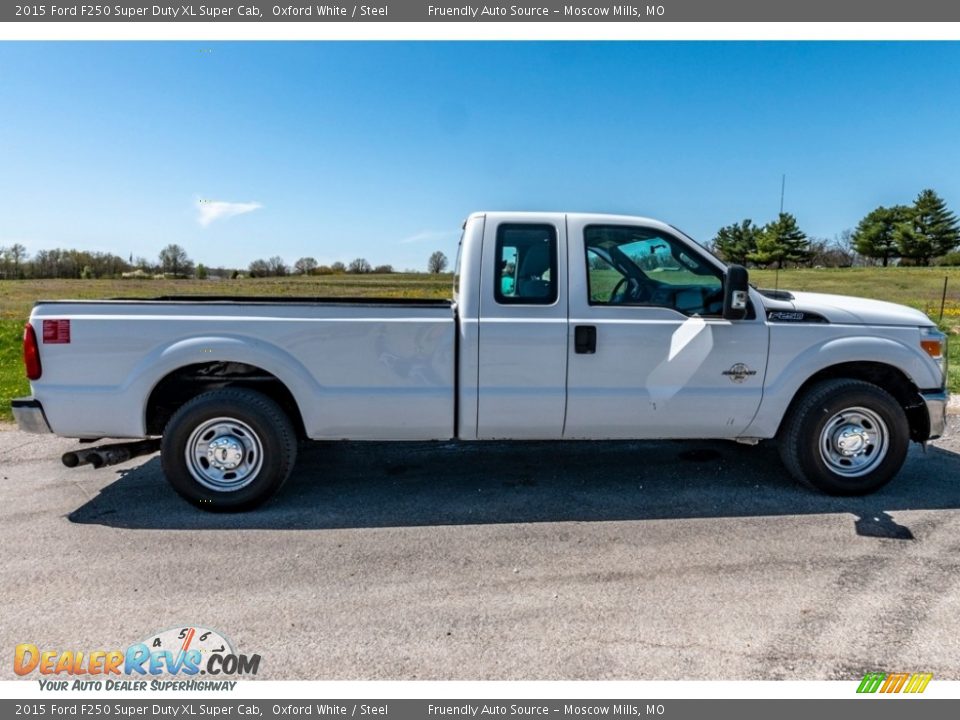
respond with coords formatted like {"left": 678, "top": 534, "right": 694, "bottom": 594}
{"left": 723, "top": 264, "right": 749, "bottom": 320}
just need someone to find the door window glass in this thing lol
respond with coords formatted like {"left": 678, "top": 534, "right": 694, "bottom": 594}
{"left": 585, "top": 225, "right": 723, "bottom": 316}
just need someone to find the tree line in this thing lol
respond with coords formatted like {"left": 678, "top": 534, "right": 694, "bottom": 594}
{"left": 712, "top": 188, "right": 960, "bottom": 268}
{"left": 10, "top": 188, "right": 954, "bottom": 280}
{"left": 0, "top": 243, "right": 451, "bottom": 280}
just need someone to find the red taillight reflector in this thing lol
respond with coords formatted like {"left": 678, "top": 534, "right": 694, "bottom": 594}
{"left": 24, "top": 323, "right": 42, "bottom": 381}
{"left": 42, "top": 319, "right": 70, "bottom": 344}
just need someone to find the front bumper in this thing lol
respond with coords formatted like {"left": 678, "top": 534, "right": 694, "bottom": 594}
{"left": 921, "top": 389, "right": 949, "bottom": 440}
{"left": 11, "top": 397, "right": 52, "bottom": 434}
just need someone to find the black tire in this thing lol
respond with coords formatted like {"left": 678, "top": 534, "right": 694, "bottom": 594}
{"left": 161, "top": 388, "right": 297, "bottom": 511}
{"left": 777, "top": 379, "right": 909, "bottom": 496}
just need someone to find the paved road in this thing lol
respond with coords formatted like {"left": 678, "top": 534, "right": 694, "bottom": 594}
{"left": 2, "top": 420, "right": 959, "bottom": 681}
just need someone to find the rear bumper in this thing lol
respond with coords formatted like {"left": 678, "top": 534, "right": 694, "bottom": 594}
{"left": 11, "top": 397, "right": 52, "bottom": 434}
{"left": 921, "top": 389, "right": 949, "bottom": 440}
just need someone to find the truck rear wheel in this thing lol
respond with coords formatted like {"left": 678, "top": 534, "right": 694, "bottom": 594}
{"left": 778, "top": 379, "right": 909, "bottom": 495}
{"left": 161, "top": 388, "right": 297, "bottom": 511}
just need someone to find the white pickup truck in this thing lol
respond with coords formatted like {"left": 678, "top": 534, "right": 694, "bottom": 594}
{"left": 13, "top": 212, "right": 949, "bottom": 511}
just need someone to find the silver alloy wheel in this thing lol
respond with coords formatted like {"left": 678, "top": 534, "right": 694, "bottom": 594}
{"left": 184, "top": 416, "right": 264, "bottom": 492}
{"left": 818, "top": 406, "right": 889, "bottom": 478}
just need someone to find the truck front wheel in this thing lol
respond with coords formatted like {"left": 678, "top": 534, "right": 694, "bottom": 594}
{"left": 778, "top": 379, "right": 909, "bottom": 495}
{"left": 161, "top": 388, "right": 297, "bottom": 511}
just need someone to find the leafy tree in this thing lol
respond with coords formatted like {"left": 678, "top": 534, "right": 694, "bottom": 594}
{"left": 428, "top": 250, "right": 448, "bottom": 274}
{"left": 0, "top": 243, "right": 29, "bottom": 279}
{"left": 347, "top": 257, "right": 372, "bottom": 274}
{"left": 248, "top": 259, "right": 270, "bottom": 277}
{"left": 808, "top": 237, "right": 854, "bottom": 268}
{"left": 9, "top": 243, "right": 28, "bottom": 278}
{"left": 31, "top": 249, "right": 57, "bottom": 278}
{"left": 330, "top": 261, "right": 346, "bottom": 274}
{"left": 750, "top": 213, "right": 810, "bottom": 268}
{"left": 196, "top": 263, "right": 208, "bottom": 280}
{"left": 159, "top": 244, "right": 193, "bottom": 277}
{"left": 373, "top": 264, "right": 394, "bottom": 274}
{"left": 712, "top": 219, "right": 759, "bottom": 265}
{"left": 294, "top": 257, "right": 318, "bottom": 275}
{"left": 852, "top": 205, "right": 911, "bottom": 267}
{"left": 900, "top": 189, "right": 960, "bottom": 265}
{"left": 267, "top": 256, "right": 288, "bottom": 276}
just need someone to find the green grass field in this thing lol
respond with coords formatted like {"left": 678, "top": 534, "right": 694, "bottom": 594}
{"left": 1, "top": 268, "right": 957, "bottom": 423}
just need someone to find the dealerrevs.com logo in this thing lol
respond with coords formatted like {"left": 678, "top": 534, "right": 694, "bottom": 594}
{"left": 14, "top": 626, "right": 260, "bottom": 691}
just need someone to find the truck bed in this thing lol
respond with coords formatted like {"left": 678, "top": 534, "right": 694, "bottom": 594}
{"left": 29, "top": 297, "right": 457, "bottom": 441}
{"left": 35, "top": 296, "right": 454, "bottom": 308}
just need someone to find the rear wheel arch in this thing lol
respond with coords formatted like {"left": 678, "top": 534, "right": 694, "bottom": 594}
{"left": 144, "top": 361, "right": 306, "bottom": 438}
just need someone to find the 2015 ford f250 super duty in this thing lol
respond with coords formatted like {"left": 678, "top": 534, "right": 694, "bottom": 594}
{"left": 12, "top": 212, "right": 950, "bottom": 511}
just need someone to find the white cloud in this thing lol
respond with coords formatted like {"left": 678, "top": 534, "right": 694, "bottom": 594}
{"left": 195, "top": 198, "right": 263, "bottom": 227}
{"left": 398, "top": 230, "right": 458, "bottom": 245}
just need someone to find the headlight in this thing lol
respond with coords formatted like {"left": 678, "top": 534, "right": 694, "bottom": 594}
{"left": 920, "top": 326, "right": 947, "bottom": 385}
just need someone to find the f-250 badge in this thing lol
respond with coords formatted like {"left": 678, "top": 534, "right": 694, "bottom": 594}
{"left": 722, "top": 363, "right": 758, "bottom": 383}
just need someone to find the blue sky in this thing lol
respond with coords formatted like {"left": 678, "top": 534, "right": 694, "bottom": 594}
{"left": 1, "top": 41, "right": 959, "bottom": 271}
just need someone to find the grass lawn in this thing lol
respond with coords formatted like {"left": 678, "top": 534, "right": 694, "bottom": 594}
{"left": 0, "top": 268, "right": 957, "bottom": 423}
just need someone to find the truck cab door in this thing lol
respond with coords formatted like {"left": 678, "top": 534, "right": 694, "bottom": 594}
{"left": 476, "top": 217, "right": 568, "bottom": 439}
{"left": 563, "top": 217, "right": 769, "bottom": 439}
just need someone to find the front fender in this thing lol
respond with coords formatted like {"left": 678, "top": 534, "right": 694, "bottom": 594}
{"left": 744, "top": 331, "right": 938, "bottom": 439}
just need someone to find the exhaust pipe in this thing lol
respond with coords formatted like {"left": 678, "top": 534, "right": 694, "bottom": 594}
{"left": 62, "top": 439, "right": 161, "bottom": 469}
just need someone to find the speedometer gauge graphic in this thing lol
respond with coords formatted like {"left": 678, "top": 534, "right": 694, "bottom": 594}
{"left": 141, "top": 626, "right": 234, "bottom": 663}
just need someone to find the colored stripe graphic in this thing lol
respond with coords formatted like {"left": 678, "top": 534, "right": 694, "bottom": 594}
{"left": 857, "top": 673, "right": 886, "bottom": 693}
{"left": 881, "top": 673, "right": 909, "bottom": 693}
{"left": 857, "top": 672, "right": 932, "bottom": 694}
{"left": 905, "top": 674, "right": 933, "bottom": 693}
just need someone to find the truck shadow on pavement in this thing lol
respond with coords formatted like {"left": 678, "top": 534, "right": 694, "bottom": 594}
{"left": 67, "top": 436, "right": 960, "bottom": 536}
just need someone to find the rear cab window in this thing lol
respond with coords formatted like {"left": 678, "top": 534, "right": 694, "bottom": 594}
{"left": 495, "top": 224, "right": 558, "bottom": 305}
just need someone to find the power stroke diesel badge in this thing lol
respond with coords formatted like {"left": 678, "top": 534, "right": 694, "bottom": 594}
{"left": 722, "top": 363, "right": 758, "bottom": 383}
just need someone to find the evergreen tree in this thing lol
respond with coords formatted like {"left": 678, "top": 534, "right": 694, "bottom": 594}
{"left": 901, "top": 189, "right": 960, "bottom": 265}
{"left": 749, "top": 227, "right": 785, "bottom": 268}
{"left": 712, "top": 219, "right": 759, "bottom": 265}
{"left": 894, "top": 222, "right": 923, "bottom": 265}
{"left": 750, "top": 213, "right": 810, "bottom": 268}
{"left": 852, "top": 205, "right": 911, "bottom": 267}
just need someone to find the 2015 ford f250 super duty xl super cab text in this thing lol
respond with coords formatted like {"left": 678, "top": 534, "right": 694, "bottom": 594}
{"left": 11, "top": 212, "right": 950, "bottom": 511}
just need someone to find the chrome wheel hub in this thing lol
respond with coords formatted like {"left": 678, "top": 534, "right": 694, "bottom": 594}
{"left": 835, "top": 425, "right": 869, "bottom": 455}
{"left": 818, "top": 407, "right": 888, "bottom": 478}
{"left": 207, "top": 436, "right": 245, "bottom": 470}
{"left": 185, "top": 417, "right": 264, "bottom": 492}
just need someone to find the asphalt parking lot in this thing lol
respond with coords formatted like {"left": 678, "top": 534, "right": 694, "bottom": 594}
{"left": 2, "top": 419, "right": 959, "bottom": 681}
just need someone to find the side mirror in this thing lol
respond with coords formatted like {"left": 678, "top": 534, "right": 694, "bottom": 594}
{"left": 723, "top": 264, "right": 750, "bottom": 320}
